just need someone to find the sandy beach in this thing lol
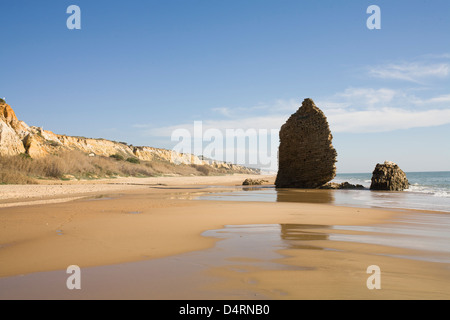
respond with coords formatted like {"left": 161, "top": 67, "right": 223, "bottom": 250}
{"left": 0, "top": 174, "right": 449, "bottom": 300}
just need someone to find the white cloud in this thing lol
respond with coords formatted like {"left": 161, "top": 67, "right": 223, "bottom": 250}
{"left": 369, "top": 62, "right": 450, "bottom": 83}
{"left": 419, "top": 53, "right": 450, "bottom": 60}
{"left": 320, "top": 87, "right": 450, "bottom": 131}
{"left": 141, "top": 85, "right": 450, "bottom": 140}
{"left": 327, "top": 107, "right": 450, "bottom": 133}
{"left": 142, "top": 85, "right": 450, "bottom": 139}
{"left": 132, "top": 123, "right": 151, "bottom": 129}
{"left": 322, "top": 87, "right": 398, "bottom": 109}
{"left": 211, "top": 107, "right": 233, "bottom": 117}
{"left": 420, "top": 94, "right": 450, "bottom": 105}
{"left": 139, "top": 52, "right": 450, "bottom": 142}
{"left": 210, "top": 98, "right": 299, "bottom": 118}
{"left": 147, "top": 116, "right": 286, "bottom": 138}
{"left": 148, "top": 104, "right": 450, "bottom": 137}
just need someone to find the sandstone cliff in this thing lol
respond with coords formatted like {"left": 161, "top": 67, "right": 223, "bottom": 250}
{"left": 0, "top": 100, "right": 259, "bottom": 174}
{"left": 0, "top": 102, "right": 27, "bottom": 155}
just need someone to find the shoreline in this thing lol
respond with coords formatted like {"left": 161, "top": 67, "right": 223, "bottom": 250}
{"left": 0, "top": 174, "right": 449, "bottom": 299}
{"left": 1, "top": 173, "right": 447, "bottom": 215}
{"left": 0, "top": 174, "right": 271, "bottom": 208}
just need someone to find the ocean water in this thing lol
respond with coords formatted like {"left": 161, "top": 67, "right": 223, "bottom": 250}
{"left": 333, "top": 171, "right": 450, "bottom": 198}
{"left": 330, "top": 171, "right": 450, "bottom": 212}
{"left": 199, "top": 171, "right": 450, "bottom": 213}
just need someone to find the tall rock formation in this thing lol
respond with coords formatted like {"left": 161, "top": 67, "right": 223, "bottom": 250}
{"left": 275, "top": 98, "right": 337, "bottom": 188}
{"left": 370, "top": 161, "right": 409, "bottom": 191}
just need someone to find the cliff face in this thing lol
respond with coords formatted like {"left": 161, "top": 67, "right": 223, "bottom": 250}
{"left": 0, "top": 102, "right": 27, "bottom": 155}
{"left": 0, "top": 101, "right": 259, "bottom": 174}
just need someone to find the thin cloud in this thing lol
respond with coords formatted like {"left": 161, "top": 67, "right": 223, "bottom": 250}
{"left": 419, "top": 53, "right": 450, "bottom": 60}
{"left": 330, "top": 87, "right": 398, "bottom": 109}
{"left": 328, "top": 107, "right": 450, "bottom": 133}
{"left": 424, "top": 94, "right": 450, "bottom": 104}
{"left": 147, "top": 116, "right": 286, "bottom": 137}
{"left": 211, "top": 99, "right": 299, "bottom": 118}
{"left": 211, "top": 107, "right": 233, "bottom": 117}
{"left": 148, "top": 106, "right": 450, "bottom": 137}
{"left": 138, "top": 85, "right": 450, "bottom": 138}
{"left": 369, "top": 62, "right": 450, "bottom": 83}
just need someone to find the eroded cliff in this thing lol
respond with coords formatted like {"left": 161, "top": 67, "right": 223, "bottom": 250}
{"left": 0, "top": 100, "right": 259, "bottom": 174}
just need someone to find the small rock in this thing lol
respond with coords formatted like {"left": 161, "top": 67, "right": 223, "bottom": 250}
{"left": 370, "top": 161, "right": 409, "bottom": 191}
{"left": 242, "top": 178, "right": 269, "bottom": 186}
{"left": 320, "top": 182, "right": 365, "bottom": 190}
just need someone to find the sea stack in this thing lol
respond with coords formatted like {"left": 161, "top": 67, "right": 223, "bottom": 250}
{"left": 370, "top": 161, "right": 409, "bottom": 191}
{"left": 275, "top": 98, "right": 337, "bottom": 188}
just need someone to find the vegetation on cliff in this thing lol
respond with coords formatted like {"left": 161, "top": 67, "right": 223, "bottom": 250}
{"left": 0, "top": 150, "right": 253, "bottom": 184}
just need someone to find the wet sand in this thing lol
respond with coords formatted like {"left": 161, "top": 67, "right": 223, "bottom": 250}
{"left": 0, "top": 175, "right": 449, "bottom": 299}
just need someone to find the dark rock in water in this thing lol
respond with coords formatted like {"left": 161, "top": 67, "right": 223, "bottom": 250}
{"left": 320, "top": 182, "right": 365, "bottom": 190}
{"left": 370, "top": 161, "right": 409, "bottom": 191}
{"left": 242, "top": 178, "right": 269, "bottom": 186}
{"left": 275, "top": 98, "right": 337, "bottom": 188}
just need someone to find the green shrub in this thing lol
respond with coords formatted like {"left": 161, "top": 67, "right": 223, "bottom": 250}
{"left": 191, "top": 164, "right": 211, "bottom": 176}
{"left": 110, "top": 153, "right": 125, "bottom": 161}
{"left": 45, "top": 140, "right": 60, "bottom": 147}
{"left": 19, "top": 153, "right": 32, "bottom": 160}
{"left": 126, "top": 157, "right": 140, "bottom": 164}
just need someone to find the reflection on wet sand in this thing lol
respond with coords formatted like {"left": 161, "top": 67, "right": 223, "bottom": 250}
{"left": 276, "top": 189, "right": 334, "bottom": 204}
{"left": 242, "top": 185, "right": 275, "bottom": 192}
{"left": 280, "top": 224, "right": 330, "bottom": 250}
{"left": 203, "top": 223, "right": 333, "bottom": 262}
{"left": 197, "top": 186, "right": 336, "bottom": 205}
{"left": 198, "top": 185, "right": 450, "bottom": 213}
{"left": 240, "top": 186, "right": 335, "bottom": 204}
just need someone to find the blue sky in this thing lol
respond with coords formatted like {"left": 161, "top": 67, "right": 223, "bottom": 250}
{"left": 1, "top": 0, "right": 449, "bottom": 173}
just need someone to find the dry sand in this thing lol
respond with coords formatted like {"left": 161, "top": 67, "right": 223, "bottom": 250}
{"left": 0, "top": 174, "right": 449, "bottom": 299}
